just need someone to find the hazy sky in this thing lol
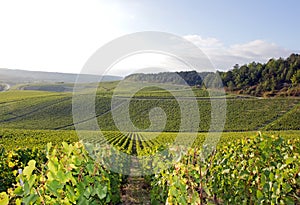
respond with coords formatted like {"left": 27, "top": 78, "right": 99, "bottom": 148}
{"left": 0, "top": 0, "right": 299, "bottom": 76}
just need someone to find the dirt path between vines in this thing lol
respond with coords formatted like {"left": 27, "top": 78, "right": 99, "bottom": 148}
{"left": 120, "top": 158, "right": 151, "bottom": 204}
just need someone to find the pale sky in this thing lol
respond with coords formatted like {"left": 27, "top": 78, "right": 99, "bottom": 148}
{"left": 0, "top": 0, "right": 299, "bottom": 76}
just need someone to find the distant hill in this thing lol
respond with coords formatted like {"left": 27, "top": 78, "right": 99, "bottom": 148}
{"left": 1, "top": 53, "right": 300, "bottom": 96}
{"left": 0, "top": 68, "right": 122, "bottom": 85}
{"left": 125, "top": 71, "right": 213, "bottom": 87}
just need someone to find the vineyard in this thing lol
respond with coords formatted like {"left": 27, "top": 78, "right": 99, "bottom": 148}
{"left": 0, "top": 90, "right": 299, "bottom": 131}
{"left": 1, "top": 132, "right": 300, "bottom": 204}
{"left": 0, "top": 82, "right": 300, "bottom": 204}
{"left": 1, "top": 128, "right": 300, "bottom": 150}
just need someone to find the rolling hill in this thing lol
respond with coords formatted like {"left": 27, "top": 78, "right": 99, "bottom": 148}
{"left": 0, "top": 68, "right": 122, "bottom": 91}
{"left": 125, "top": 53, "right": 300, "bottom": 97}
{"left": 0, "top": 86, "right": 299, "bottom": 132}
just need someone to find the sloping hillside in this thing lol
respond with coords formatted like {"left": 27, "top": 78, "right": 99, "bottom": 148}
{"left": 0, "top": 89, "right": 299, "bottom": 131}
{"left": 0, "top": 68, "right": 122, "bottom": 85}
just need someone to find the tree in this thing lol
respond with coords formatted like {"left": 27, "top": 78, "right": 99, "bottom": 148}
{"left": 291, "top": 70, "right": 300, "bottom": 86}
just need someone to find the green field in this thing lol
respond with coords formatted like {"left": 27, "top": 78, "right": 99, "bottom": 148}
{"left": 0, "top": 81, "right": 300, "bottom": 204}
{"left": 1, "top": 128, "right": 300, "bottom": 150}
{"left": 0, "top": 84, "right": 299, "bottom": 131}
{"left": 1, "top": 129, "right": 300, "bottom": 204}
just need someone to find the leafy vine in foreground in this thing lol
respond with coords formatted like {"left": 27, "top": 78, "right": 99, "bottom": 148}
{"left": 151, "top": 134, "right": 300, "bottom": 204}
{"left": 3, "top": 142, "right": 123, "bottom": 205}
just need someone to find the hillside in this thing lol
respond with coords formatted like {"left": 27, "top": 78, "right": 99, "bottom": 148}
{"left": 0, "top": 63, "right": 299, "bottom": 204}
{"left": 219, "top": 53, "right": 300, "bottom": 96}
{"left": 125, "top": 53, "right": 300, "bottom": 97}
{"left": 0, "top": 88, "right": 299, "bottom": 131}
{"left": 0, "top": 54, "right": 299, "bottom": 130}
{"left": 0, "top": 68, "right": 122, "bottom": 89}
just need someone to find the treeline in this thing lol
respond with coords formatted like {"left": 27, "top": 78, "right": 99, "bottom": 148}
{"left": 125, "top": 53, "right": 300, "bottom": 96}
{"left": 218, "top": 53, "right": 300, "bottom": 96}
{"left": 125, "top": 71, "right": 212, "bottom": 86}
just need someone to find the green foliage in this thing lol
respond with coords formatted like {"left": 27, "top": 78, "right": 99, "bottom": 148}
{"left": 6, "top": 142, "right": 122, "bottom": 205}
{"left": 97, "top": 98, "right": 299, "bottom": 132}
{"left": 264, "top": 102, "right": 300, "bottom": 130}
{"left": 125, "top": 71, "right": 206, "bottom": 86}
{"left": 0, "top": 129, "right": 78, "bottom": 150}
{"left": 151, "top": 134, "right": 300, "bottom": 204}
{"left": 0, "top": 146, "right": 46, "bottom": 193}
{"left": 291, "top": 69, "right": 300, "bottom": 86}
{"left": 0, "top": 85, "right": 299, "bottom": 132}
{"left": 225, "top": 98, "right": 299, "bottom": 131}
{"left": 207, "top": 134, "right": 300, "bottom": 204}
{"left": 0, "top": 192, "right": 9, "bottom": 205}
{"left": 219, "top": 53, "right": 300, "bottom": 96}
{"left": 1, "top": 132, "right": 300, "bottom": 204}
